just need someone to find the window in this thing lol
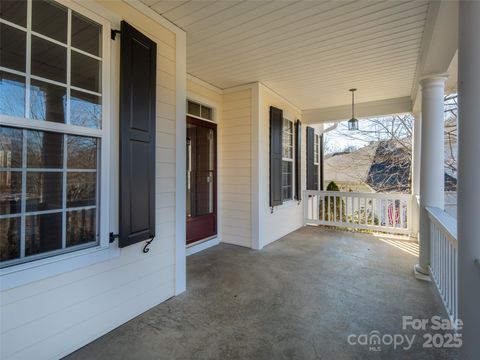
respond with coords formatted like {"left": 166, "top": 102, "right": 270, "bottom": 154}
{"left": 314, "top": 134, "right": 320, "bottom": 188}
{"left": 282, "top": 118, "right": 294, "bottom": 200}
{"left": 0, "top": 0, "right": 106, "bottom": 268}
{"left": 187, "top": 100, "right": 213, "bottom": 121}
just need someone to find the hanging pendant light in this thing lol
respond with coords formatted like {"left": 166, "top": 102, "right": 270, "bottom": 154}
{"left": 348, "top": 88, "right": 359, "bottom": 131}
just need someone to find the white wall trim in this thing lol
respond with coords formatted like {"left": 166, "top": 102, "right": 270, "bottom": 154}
{"left": 223, "top": 82, "right": 257, "bottom": 94}
{"left": 186, "top": 237, "right": 220, "bottom": 256}
{"left": 303, "top": 96, "right": 412, "bottom": 124}
{"left": 174, "top": 30, "right": 187, "bottom": 295}
{"left": 251, "top": 82, "right": 261, "bottom": 250}
{"left": 187, "top": 74, "right": 223, "bottom": 95}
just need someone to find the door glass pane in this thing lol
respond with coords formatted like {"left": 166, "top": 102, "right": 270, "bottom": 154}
{"left": 31, "top": 35, "right": 67, "bottom": 83}
{"left": 0, "top": 0, "right": 27, "bottom": 27}
{"left": 30, "top": 79, "right": 67, "bottom": 123}
{"left": 187, "top": 124, "right": 215, "bottom": 217}
{"left": 26, "top": 172, "right": 63, "bottom": 211}
{"left": 66, "top": 208, "right": 96, "bottom": 247}
{"left": 72, "top": 12, "right": 101, "bottom": 57}
{"left": 32, "top": 0, "right": 67, "bottom": 43}
{"left": 25, "top": 212, "right": 62, "bottom": 256}
{"left": 0, "top": 23, "right": 26, "bottom": 72}
{"left": 0, "top": 72, "right": 26, "bottom": 118}
{"left": 186, "top": 136, "right": 192, "bottom": 218}
{"left": 0, "top": 217, "right": 21, "bottom": 261}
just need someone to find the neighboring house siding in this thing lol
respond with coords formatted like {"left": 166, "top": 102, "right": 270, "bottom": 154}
{"left": 221, "top": 89, "right": 252, "bottom": 247}
{"left": 258, "top": 85, "right": 305, "bottom": 248}
{"left": 0, "top": 2, "right": 178, "bottom": 359}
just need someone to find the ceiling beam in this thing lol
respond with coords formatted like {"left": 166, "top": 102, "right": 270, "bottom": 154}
{"left": 302, "top": 96, "right": 412, "bottom": 124}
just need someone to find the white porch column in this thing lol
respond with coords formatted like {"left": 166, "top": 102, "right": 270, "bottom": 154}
{"left": 411, "top": 113, "right": 421, "bottom": 197}
{"left": 411, "top": 113, "right": 421, "bottom": 236}
{"left": 458, "top": 1, "right": 480, "bottom": 357}
{"left": 415, "top": 75, "right": 447, "bottom": 277}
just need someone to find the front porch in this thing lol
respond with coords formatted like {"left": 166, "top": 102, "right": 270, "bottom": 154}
{"left": 67, "top": 227, "right": 456, "bottom": 360}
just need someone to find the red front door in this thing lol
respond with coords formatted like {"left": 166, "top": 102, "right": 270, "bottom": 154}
{"left": 186, "top": 117, "right": 217, "bottom": 245}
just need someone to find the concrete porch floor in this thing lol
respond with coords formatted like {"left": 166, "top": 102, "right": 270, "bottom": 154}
{"left": 66, "top": 227, "right": 458, "bottom": 360}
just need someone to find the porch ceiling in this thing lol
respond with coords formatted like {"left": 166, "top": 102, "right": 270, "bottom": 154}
{"left": 141, "top": 0, "right": 430, "bottom": 109}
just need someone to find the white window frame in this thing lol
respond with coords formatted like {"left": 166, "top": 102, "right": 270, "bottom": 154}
{"left": 0, "top": 0, "right": 117, "bottom": 290}
{"left": 186, "top": 99, "right": 214, "bottom": 123}
{"left": 282, "top": 117, "right": 294, "bottom": 202}
{"left": 314, "top": 133, "right": 320, "bottom": 165}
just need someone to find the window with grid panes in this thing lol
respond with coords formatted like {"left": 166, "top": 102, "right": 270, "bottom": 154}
{"left": 282, "top": 118, "right": 294, "bottom": 201}
{"left": 0, "top": 0, "right": 105, "bottom": 267}
{"left": 314, "top": 133, "right": 319, "bottom": 187}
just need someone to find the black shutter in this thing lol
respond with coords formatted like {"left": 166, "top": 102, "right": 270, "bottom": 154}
{"left": 294, "top": 120, "right": 302, "bottom": 201}
{"left": 306, "top": 126, "right": 318, "bottom": 190}
{"left": 119, "top": 21, "right": 156, "bottom": 248}
{"left": 270, "top": 106, "right": 283, "bottom": 207}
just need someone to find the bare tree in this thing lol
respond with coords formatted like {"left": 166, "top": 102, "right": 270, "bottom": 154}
{"left": 324, "top": 94, "right": 458, "bottom": 193}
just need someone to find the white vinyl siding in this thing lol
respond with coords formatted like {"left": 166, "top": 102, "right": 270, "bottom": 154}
{"left": 220, "top": 89, "right": 251, "bottom": 247}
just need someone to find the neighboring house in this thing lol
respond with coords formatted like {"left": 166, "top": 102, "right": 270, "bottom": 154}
{"left": 325, "top": 139, "right": 456, "bottom": 193}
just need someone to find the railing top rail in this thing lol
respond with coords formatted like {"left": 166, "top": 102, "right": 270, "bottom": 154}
{"left": 426, "top": 206, "right": 457, "bottom": 243}
{"left": 303, "top": 190, "right": 412, "bottom": 200}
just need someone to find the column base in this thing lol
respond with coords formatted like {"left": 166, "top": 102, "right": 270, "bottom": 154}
{"left": 414, "top": 264, "right": 431, "bottom": 282}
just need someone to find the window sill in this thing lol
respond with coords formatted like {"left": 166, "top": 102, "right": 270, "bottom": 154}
{"left": 276, "top": 199, "right": 299, "bottom": 210}
{"left": 0, "top": 244, "right": 120, "bottom": 291}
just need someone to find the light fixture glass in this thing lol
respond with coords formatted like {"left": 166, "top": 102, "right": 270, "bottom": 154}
{"left": 348, "top": 88, "right": 359, "bottom": 131}
{"left": 348, "top": 118, "right": 359, "bottom": 131}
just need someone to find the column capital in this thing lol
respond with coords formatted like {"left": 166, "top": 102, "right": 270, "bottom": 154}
{"left": 419, "top": 73, "right": 449, "bottom": 88}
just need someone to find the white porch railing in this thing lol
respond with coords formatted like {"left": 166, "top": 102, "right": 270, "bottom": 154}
{"left": 427, "top": 207, "right": 458, "bottom": 324}
{"left": 304, "top": 190, "right": 413, "bottom": 235}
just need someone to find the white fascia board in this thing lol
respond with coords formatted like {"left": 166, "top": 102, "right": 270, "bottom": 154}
{"left": 303, "top": 96, "right": 412, "bottom": 124}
